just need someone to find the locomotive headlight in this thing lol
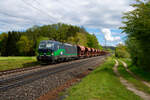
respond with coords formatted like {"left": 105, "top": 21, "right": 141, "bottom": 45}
{"left": 51, "top": 53, "right": 54, "bottom": 56}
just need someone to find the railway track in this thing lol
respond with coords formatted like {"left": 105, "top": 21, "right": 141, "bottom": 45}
{"left": 0, "top": 60, "right": 76, "bottom": 76}
{"left": 0, "top": 65, "right": 42, "bottom": 76}
{"left": 0, "top": 58, "right": 90, "bottom": 77}
{"left": 0, "top": 56, "right": 105, "bottom": 92}
{"left": 0, "top": 56, "right": 100, "bottom": 76}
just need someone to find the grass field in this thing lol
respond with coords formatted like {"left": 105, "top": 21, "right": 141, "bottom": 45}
{"left": 0, "top": 57, "right": 39, "bottom": 71}
{"left": 118, "top": 60, "right": 150, "bottom": 94}
{"left": 63, "top": 57, "right": 142, "bottom": 100}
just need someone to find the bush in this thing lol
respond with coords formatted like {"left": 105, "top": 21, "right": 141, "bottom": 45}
{"left": 115, "top": 44, "right": 130, "bottom": 58}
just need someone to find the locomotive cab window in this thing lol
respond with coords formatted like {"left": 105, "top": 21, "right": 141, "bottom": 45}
{"left": 39, "top": 42, "right": 54, "bottom": 50}
{"left": 57, "top": 45, "right": 60, "bottom": 49}
{"left": 39, "top": 42, "right": 46, "bottom": 49}
{"left": 46, "top": 42, "right": 54, "bottom": 49}
{"left": 54, "top": 44, "right": 58, "bottom": 50}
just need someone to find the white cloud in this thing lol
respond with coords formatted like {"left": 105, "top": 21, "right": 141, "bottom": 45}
{"left": 119, "top": 41, "right": 123, "bottom": 44}
{"left": 0, "top": 0, "right": 132, "bottom": 32}
{"left": 102, "top": 28, "right": 121, "bottom": 41}
{"left": 118, "top": 41, "right": 125, "bottom": 45}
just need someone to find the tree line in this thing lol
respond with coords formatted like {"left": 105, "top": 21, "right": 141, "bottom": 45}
{"left": 120, "top": 0, "right": 150, "bottom": 70}
{"left": 0, "top": 23, "right": 102, "bottom": 56}
{"left": 115, "top": 44, "right": 130, "bottom": 58}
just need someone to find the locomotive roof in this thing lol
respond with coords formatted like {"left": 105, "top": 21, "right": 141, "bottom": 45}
{"left": 40, "top": 40, "right": 75, "bottom": 46}
{"left": 40, "top": 40, "right": 62, "bottom": 44}
{"left": 64, "top": 43, "right": 73, "bottom": 46}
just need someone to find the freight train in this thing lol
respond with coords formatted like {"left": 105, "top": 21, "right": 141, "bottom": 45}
{"left": 37, "top": 40, "right": 108, "bottom": 63}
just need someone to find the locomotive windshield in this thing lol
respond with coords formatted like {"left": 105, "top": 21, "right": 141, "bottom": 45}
{"left": 39, "top": 41, "right": 54, "bottom": 49}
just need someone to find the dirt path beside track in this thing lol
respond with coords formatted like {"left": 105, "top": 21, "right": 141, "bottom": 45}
{"left": 120, "top": 60, "right": 150, "bottom": 88}
{"left": 113, "top": 60, "right": 150, "bottom": 100}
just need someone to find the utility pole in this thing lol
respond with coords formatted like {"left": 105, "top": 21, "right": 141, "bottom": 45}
{"left": 104, "top": 37, "right": 107, "bottom": 50}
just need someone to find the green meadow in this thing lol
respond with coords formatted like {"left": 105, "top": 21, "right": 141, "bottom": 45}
{"left": 0, "top": 57, "right": 39, "bottom": 71}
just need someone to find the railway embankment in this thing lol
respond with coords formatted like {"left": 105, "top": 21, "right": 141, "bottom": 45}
{"left": 57, "top": 58, "right": 143, "bottom": 100}
{"left": 0, "top": 56, "right": 106, "bottom": 100}
{"left": 1, "top": 56, "right": 150, "bottom": 100}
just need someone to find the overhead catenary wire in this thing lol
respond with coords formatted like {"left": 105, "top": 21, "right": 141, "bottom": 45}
{"left": 0, "top": 0, "right": 56, "bottom": 32}
{"left": 34, "top": 0, "right": 61, "bottom": 21}
{"left": 0, "top": 11, "right": 37, "bottom": 23}
{"left": 0, "top": 10, "right": 39, "bottom": 31}
{"left": 21, "top": 0, "right": 56, "bottom": 24}
{"left": 33, "top": 0, "right": 60, "bottom": 23}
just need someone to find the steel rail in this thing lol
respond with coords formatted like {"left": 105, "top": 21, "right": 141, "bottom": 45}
{"left": 0, "top": 56, "right": 104, "bottom": 92}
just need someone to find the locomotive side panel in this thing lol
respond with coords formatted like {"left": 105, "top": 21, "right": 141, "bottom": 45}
{"left": 64, "top": 44, "right": 77, "bottom": 58}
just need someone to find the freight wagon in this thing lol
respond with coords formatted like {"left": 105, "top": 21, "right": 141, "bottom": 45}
{"left": 37, "top": 40, "right": 107, "bottom": 63}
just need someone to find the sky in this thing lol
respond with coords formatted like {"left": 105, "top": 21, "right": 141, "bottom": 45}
{"left": 0, "top": 0, "right": 135, "bottom": 46}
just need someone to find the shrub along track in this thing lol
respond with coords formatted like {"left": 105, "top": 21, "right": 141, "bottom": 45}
{"left": 114, "top": 60, "right": 150, "bottom": 100}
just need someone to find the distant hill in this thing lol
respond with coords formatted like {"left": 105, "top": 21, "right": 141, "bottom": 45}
{"left": 102, "top": 46, "right": 116, "bottom": 50}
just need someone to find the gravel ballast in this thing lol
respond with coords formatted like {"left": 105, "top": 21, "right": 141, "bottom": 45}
{"left": 0, "top": 56, "right": 106, "bottom": 100}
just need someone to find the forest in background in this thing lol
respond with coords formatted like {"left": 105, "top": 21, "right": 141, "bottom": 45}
{"left": 0, "top": 23, "right": 102, "bottom": 56}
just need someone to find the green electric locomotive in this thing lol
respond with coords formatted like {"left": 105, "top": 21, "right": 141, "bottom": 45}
{"left": 37, "top": 40, "right": 78, "bottom": 63}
